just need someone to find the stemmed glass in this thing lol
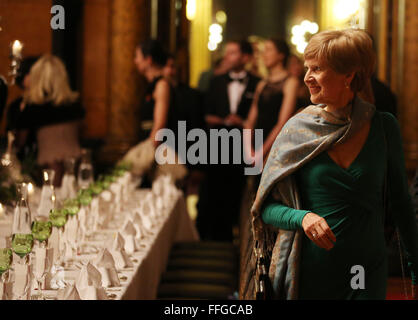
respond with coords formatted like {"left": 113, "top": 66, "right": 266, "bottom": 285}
{"left": 31, "top": 219, "right": 52, "bottom": 300}
{"left": 11, "top": 182, "right": 34, "bottom": 299}
{"left": 62, "top": 198, "right": 80, "bottom": 258}
{"left": 38, "top": 170, "right": 56, "bottom": 218}
{"left": 59, "top": 158, "right": 77, "bottom": 201}
{"left": 0, "top": 248, "right": 12, "bottom": 299}
{"left": 49, "top": 208, "right": 67, "bottom": 268}
{"left": 77, "top": 149, "right": 94, "bottom": 190}
{"left": 77, "top": 188, "right": 93, "bottom": 241}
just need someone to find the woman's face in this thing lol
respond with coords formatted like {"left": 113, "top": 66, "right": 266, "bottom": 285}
{"left": 134, "top": 48, "right": 149, "bottom": 74}
{"left": 304, "top": 57, "right": 353, "bottom": 108}
{"left": 262, "top": 41, "right": 284, "bottom": 69}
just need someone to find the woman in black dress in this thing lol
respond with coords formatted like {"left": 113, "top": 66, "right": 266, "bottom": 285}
{"left": 132, "top": 40, "right": 186, "bottom": 185}
{"left": 134, "top": 40, "right": 176, "bottom": 147}
{"left": 244, "top": 39, "right": 299, "bottom": 179}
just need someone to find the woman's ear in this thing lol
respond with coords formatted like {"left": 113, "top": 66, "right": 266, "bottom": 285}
{"left": 345, "top": 72, "right": 355, "bottom": 86}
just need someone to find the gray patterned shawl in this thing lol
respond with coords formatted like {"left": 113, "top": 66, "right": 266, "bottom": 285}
{"left": 250, "top": 95, "right": 375, "bottom": 299}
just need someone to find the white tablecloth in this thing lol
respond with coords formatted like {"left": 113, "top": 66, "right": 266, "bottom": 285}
{"left": 119, "top": 190, "right": 199, "bottom": 299}
{"left": 1, "top": 187, "right": 199, "bottom": 300}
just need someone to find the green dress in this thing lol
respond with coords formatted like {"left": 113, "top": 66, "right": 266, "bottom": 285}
{"left": 262, "top": 112, "right": 418, "bottom": 299}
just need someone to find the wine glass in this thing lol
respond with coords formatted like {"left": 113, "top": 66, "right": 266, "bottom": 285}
{"left": 60, "top": 158, "right": 77, "bottom": 200}
{"left": 37, "top": 170, "right": 56, "bottom": 219}
{"left": 0, "top": 248, "right": 12, "bottom": 300}
{"left": 77, "top": 149, "right": 94, "bottom": 190}
{"left": 31, "top": 219, "right": 52, "bottom": 300}
{"left": 0, "top": 248, "right": 12, "bottom": 276}
{"left": 11, "top": 182, "right": 34, "bottom": 299}
{"left": 62, "top": 198, "right": 80, "bottom": 260}
{"left": 49, "top": 209, "right": 67, "bottom": 268}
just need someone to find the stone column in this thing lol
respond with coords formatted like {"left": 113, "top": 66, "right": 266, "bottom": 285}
{"left": 100, "top": 0, "right": 150, "bottom": 164}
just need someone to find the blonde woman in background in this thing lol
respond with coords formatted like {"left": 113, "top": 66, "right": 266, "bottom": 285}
{"left": 15, "top": 54, "right": 85, "bottom": 186}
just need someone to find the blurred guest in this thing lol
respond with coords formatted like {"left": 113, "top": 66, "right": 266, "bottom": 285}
{"left": 367, "top": 33, "right": 397, "bottom": 117}
{"left": 287, "top": 54, "right": 311, "bottom": 111}
{"left": 197, "top": 57, "right": 229, "bottom": 94}
{"left": 5, "top": 56, "right": 40, "bottom": 165}
{"left": 163, "top": 54, "right": 205, "bottom": 133}
{"left": 248, "top": 36, "right": 268, "bottom": 78}
{"left": 196, "top": 40, "right": 261, "bottom": 242}
{"left": 131, "top": 40, "right": 187, "bottom": 185}
{"left": 134, "top": 40, "right": 177, "bottom": 146}
{"left": 371, "top": 74, "right": 397, "bottom": 117}
{"left": 0, "top": 76, "right": 7, "bottom": 122}
{"left": 15, "top": 54, "right": 85, "bottom": 186}
{"left": 163, "top": 54, "right": 205, "bottom": 193}
{"left": 244, "top": 39, "right": 299, "bottom": 176}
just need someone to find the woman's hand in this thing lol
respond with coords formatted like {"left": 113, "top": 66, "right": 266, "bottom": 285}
{"left": 302, "top": 212, "right": 336, "bottom": 250}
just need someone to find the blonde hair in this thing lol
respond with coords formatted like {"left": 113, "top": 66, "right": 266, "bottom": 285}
{"left": 304, "top": 29, "right": 376, "bottom": 94}
{"left": 24, "top": 54, "right": 79, "bottom": 105}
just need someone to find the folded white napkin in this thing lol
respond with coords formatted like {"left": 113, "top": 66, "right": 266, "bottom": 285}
{"left": 78, "top": 285, "right": 108, "bottom": 300}
{"left": 60, "top": 174, "right": 77, "bottom": 200}
{"left": 0, "top": 275, "right": 13, "bottom": 300}
{"left": 108, "top": 232, "right": 133, "bottom": 269}
{"left": 64, "top": 215, "right": 78, "bottom": 259}
{"left": 77, "top": 207, "right": 87, "bottom": 243}
{"left": 94, "top": 248, "right": 116, "bottom": 269}
{"left": 57, "top": 284, "right": 81, "bottom": 300}
{"left": 100, "top": 190, "right": 112, "bottom": 202}
{"left": 111, "top": 249, "right": 134, "bottom": 270}
{"left": 121, "top": 220, "right": 140, "bottom": 254}
{"left": 49, "top": 265, "right": 67, "bottom": 289}
{"left": 34, "top": 247, "right": 54, "bottom": 290}
{"left": 12, "top": 263, "right": 32, "bottom": 300}
{"left": 110, "top": 183, "right": 122, "bottom": 213}
{"left": 138, "top": 209, "right": 153, "bottom": 232}
{"left": 48, "top": 227, "right": 61, "bottom": 265}
{"left": 152, "top": 180, "right": 164, "bottom": 197}
{"left": 75, "top": 263, "right": 109, "bottom": 300}
{"left": 132, "top": 212, "right": 144, "bottom": 239}
{"left": 122, "top": 219, "right": 137, "bottom": 237}
{"left": 75, "top": 262, "right": 102, "bottom": 289}
{"left": 90, "top": 198, "right": 100, "bottom": 232}
{"left": 98, "top": 192, "right": 113, "bottom": 228}
{"left": 93, "top": 248, "right": 120, "bottom": 287}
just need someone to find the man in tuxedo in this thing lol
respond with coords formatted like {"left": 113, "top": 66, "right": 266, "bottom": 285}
{"left": 196, "top": 40, "right": 260, "bottom": 242}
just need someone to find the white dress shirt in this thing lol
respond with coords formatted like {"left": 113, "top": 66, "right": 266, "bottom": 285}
{"left": 227, "top": 71, "right": 247, "bottom": 114}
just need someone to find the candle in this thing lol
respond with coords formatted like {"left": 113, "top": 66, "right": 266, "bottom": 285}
{"left": 0, "top": 203, "right": 4, "bottom": 219}
{"left": 27, "top": 183, "right": 34, "bottom": 196}
{"left": 11, "top": 40, "right": 23, "bottom": 57}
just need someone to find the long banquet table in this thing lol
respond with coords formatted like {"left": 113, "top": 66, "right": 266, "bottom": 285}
{"left": 0, "top": 181, "right": 199, "bottom": 300}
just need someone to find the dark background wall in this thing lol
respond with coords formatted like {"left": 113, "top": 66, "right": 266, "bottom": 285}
{"left": 217, "top": 0, "right": 289, "bottom": 40}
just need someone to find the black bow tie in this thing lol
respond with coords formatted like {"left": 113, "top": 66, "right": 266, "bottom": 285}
{"left": 227, "top": 75, "right": 247, "bottom": 83}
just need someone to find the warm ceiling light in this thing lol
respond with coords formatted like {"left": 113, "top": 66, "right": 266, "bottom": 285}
{"left": 186, "top": 0, "right": 196, "bottom": 21}
{"left": 215, "top": 11, "right": 227, "bottom": 24}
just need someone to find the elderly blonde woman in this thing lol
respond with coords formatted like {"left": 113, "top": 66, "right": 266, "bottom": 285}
{"left": 251, "top": 29, "right": 418, "bottom": 299}
{"left": 15, "top": 54, "right": 84, "bottom": 186}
